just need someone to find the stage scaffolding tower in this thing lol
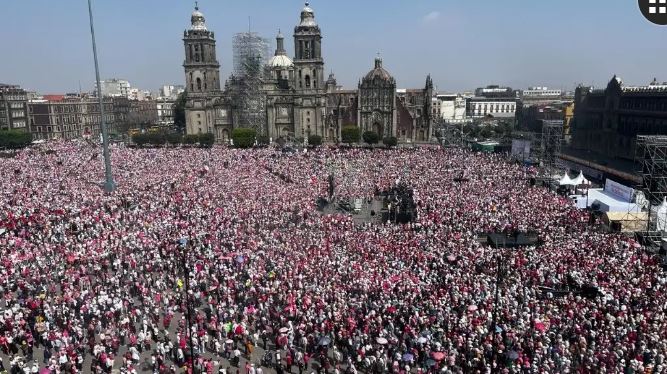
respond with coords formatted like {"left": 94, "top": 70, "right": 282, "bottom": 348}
{"left": 231, "top": 32, "right": 270, "bottom": 135}
{"left": 636, "top": 135, "right": 667, "bottom": 235}
{"left": 540, "top": 120, "right": 564, "bottom": 176}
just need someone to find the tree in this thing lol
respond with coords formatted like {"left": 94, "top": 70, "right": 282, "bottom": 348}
{"left": 382, "top": 136, "right": 398, "bottom": 148}
{"left": 183, "top": 134, "right": 199, "bottom": 145}
{"left": 173, "top": 92, "right": 187, "bottom": 134}
{"left": 308, "top": 135, "right": 322, "bottom": 147}
{"left": 341, "top": 126, "right": 360, "bottom": 145}
{"left": 479, "top": 126, "right": 492, "bottom": 139}
{"left": 148, "top": 133, "right": 166, "bottom": 146}
{"left": 132, "top": 133, "right": 149, "bottom": 147}
{"left": 166, "top": 133, "right": 183, "bottom": 145}
{"left": 362, "top": 131, "right": 380, "bottom": 145}
{"left": 0, "top": 130, "right": 32, "bottom": 149}
{"left": 232, "top": 128, "right": 257, "bottom": 149}
{"left": 199, "top": 133, "right": 215, "bottom": 148}
{"left": 125, "top": 110, "right": 154, "bottom": 133}
{"left": 256, "top": 135, "right": 271, "bottom": 147}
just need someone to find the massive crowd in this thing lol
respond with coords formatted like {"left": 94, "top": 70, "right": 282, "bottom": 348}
{"left": 0, "top": 140, "right": 666, "bottom": 374}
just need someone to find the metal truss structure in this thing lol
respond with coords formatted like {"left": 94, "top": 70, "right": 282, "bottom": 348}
{"left": 540, "top": 120, "right": 564, "bottom": 175}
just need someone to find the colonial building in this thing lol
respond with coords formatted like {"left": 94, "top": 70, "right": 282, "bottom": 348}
{"left": 467, "top": 86, "right": 518, "bottom": 119}
{"left": 0, "top": 84, "right": 29, "bottom": 131}
{"left": 182, "top": 2, "right": 433, "bottom": 144}
{"left": 571, "top": 76, "right": 667, "bottom": 161}
{"left": 28, "top": 95, "right": 112, "bottom": 141}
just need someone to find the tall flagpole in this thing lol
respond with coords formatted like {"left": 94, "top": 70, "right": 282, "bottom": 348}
{"left": 87, "top": 0, "right": 116, "bottom": 192}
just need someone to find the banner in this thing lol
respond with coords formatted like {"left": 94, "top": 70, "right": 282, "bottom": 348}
{"left": 604, "top": 179, "right": 634, "bottom": 203}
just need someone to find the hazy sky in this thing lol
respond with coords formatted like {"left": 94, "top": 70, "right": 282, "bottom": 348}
{"left": 1, "top": 0, "right": 665, "bottom": 94}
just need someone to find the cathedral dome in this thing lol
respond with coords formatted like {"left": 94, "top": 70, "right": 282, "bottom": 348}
{"left": 191, "top": 5, "right": 207, "bottom": 31}
{"left": 364, "top": 57, "right": 394, "bottom": 82}
{"left": 268, "top": 55, "right": 294, "bottom": 69}
{"left": 269, "top": 30, "right": 293, "bottom": 68}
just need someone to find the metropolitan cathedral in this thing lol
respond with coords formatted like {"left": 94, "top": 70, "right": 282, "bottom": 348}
{"left": 183, "top": 2, "right": 434, "bottom": 143}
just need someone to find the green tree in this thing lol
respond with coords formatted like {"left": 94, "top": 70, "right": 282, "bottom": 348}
{"left": 362, "top": 131, "right": 380, "bottom": 145}
{"left": 183, "top": 134, "right": 199, "bottom": 145}
{"left": 166, "top": 133, "right": 183, "bottom": 145}
{"left": 232, "top": 128, "right": 257, "bottom": 149}
{"left": 479, "top": 126, "right": 492, "bottom": 139}
{"left": 173, "top": 92, "right": 187, "bottom": 134}
{"left": 148, "top": 133, "right": 166, "bottom": 146}
{"left": 341, "top": 126, "right": 360, "bottom": 145}
{"left": 0, "top": 130, "right": 32, "bottom": 149}
{"left": 256, "top": 135, "right": 271, "bottom": 146}
{"left": 199, "top": 133, "right": 215, "bottom": 148}
{"left": 132, "top": 133, "right": 149, "bottom": 147}
{"left": 308, "top": 135, "right": 322, "bottom": 147}
{"left": 382, "top": 136, "right": 398, "bottom": 148}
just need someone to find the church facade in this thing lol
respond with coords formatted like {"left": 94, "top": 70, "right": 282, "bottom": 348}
{"left": 182, "top": 2, "right": 433, "bottom": 144}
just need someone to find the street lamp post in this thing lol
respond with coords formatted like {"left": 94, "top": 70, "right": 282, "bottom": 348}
{"left": 87, "top": 0, "right": 116, "bottom": 192}
{"left": 491, "top": 249, "right": 507, "bottom": 373}
{"left": 179, "top": 238, "right": 198, "bottom": 374}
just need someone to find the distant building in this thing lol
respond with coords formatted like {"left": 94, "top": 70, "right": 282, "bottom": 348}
{"left": 0, "top": 84, "right": 29, "bottom": 131}
{"left": 97, "top": 79, "right": 131, "bottom": 98}
{"left": 467, "top": 85, "right": 518, "bottom": 119}
{"left": 157, "top": 99, "right": 176, "bottom": 127}
{"left": 571, "top": 76, "right": 667, "bottom": 161}
{"left": 433, "top": 94, "right": 469, "bottom": 124}
{"left": 475, "top": 85, "right": 516, "bottom": 98}
{"left": 128, "top": 88, "right": 152, "bottom": 101}
{"left": 29, "top": 95, "right": 113, "bottom": 140}
{"left": 521, "top": 86, "right": 563, "bottom": 107}
{"left": 159, "top": 85, "right": 185, "bottom": 99}
{"left": 27, "top": 94, "right": 148, "bottom": 140}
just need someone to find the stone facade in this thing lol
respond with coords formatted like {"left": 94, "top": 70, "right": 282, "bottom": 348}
{"left": 182, "top": 2, "right": 433, "bottom": 144}
{"left": 571, "top": 76, "right": 667, "bottom": 161}
{"left": 0, "top": 84, "right": 29, "bottom": 131}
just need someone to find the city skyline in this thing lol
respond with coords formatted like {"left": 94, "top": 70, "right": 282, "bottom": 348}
{"left": 1, "top": 0, "right": 665, "bottom": 94}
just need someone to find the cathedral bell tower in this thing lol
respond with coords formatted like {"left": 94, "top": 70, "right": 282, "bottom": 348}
{"left": 293, "top": 2, "right": 324, "bottom": 91}
{"left": 290, "top": 2, "right": 327, "bottom": 141}
{"left": 183, "top": 3, "right": 221, "bottom": 94}
{"left": 182, "top": 3, "right": 221, "bottom": 135}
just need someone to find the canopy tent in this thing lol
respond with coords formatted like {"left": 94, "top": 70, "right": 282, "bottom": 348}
{"left": 571, "top": 171, "right": 591, "bottom": 186}
{"left": 558, "top": 173, "right": 575, "bottom": 186}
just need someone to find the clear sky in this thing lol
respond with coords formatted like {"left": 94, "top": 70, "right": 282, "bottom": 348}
{"left": 1, "top": 0, "right": 665, "bottom": 94}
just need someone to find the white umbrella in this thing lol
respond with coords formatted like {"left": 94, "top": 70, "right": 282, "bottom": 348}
{"left": 376, "top": 337, "right": 388, "bottom": 345}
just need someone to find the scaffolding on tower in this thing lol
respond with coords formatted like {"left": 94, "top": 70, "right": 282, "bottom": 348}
{"left": 230, "top": 32, "right": 271, "bottom": 135}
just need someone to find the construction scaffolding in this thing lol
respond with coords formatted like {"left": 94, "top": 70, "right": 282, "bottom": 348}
{"left": 231, "top": 32, "right": 270, "bottom": 135}
{"left": 635, "top": 136, "right": 667, "bottom": 238}
{"left": 540, "top": 120, "right": 564, "bottom": 175}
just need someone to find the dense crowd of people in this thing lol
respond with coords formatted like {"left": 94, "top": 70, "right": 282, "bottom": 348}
{"left": 0, "top": 140, "right": 666, "bottom": 374}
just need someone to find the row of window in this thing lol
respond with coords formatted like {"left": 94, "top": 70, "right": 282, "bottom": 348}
{"left": 621, "top": 100, "right": 667, "bottom": 111}
{"left": 471, "top": 103, "right": 516, "bottom": 112}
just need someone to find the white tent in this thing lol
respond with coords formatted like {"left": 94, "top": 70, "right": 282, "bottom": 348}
{"left": 559, "top": 173, "right": 575, "bottom": 186}
{"left": 571, "top": 171, "right": 591, "bottom": 186}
